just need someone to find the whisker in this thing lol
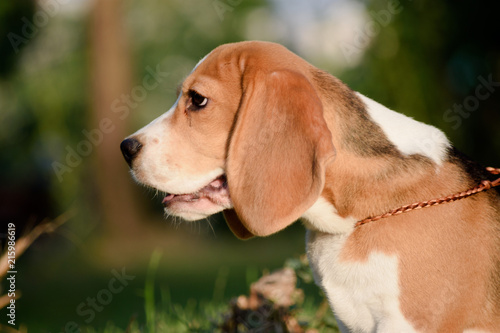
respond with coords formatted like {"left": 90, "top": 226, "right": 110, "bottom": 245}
{"left": 206, "top": 217, "right": 216, "bottom": 237}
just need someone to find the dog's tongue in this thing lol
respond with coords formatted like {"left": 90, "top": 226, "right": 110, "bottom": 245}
{"left": 164, "top": 194, "right": 175, "bottom": 201}
{"left": 162, "top": 193, "right": 199, "bottom": 204}
{"left": 162, "top": 175, "right": 228, "bottom": 205}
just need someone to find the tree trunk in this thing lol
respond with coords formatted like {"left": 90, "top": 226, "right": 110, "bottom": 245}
{"left": 89, "top": 0, "right": 142, "bottom": 236}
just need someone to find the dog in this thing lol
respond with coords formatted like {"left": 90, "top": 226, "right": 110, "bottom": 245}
{"left": 120, "top": 41, "right": 500, "bottom": 332}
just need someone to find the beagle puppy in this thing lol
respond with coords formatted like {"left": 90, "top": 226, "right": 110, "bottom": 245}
{"left": 120, "top": 41, "right": 500, "bottom": 332}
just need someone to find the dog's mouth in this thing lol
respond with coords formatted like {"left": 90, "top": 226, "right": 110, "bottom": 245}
{"left": 161, "top": 174, "right": 231, "bottom": 218}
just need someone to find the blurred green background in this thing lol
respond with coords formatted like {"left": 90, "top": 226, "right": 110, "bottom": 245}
{"left": 0, "top": 0, "right": 499, "bottom": 331}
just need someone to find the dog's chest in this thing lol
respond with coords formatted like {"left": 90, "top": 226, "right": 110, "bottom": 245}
{"left": 306, "top": 230, "right": 418, "bottom": 333}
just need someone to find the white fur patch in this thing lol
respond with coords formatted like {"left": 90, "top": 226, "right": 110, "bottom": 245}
{"left": 301, "top": 197, "right": 355, "bottom": 235}
{"left": 134, "top": 95, "right": 178, "bottom": 139}
{"left": 131, "top": 95, "right": 224, "bottom": 195}
{"left": 306, "top": 230, "right": 418, "bottom": 333}
{"left": 357, "top": 93, "right": 450, "bottom": 165}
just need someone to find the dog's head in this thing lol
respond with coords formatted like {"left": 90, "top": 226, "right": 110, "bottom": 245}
{"left": 120, "top": 41, "right": 335, "bottom": 239}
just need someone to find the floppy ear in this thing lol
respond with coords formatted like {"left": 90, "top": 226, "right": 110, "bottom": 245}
{"left": 223, "top": 70, "right": 335, "bottom": 238}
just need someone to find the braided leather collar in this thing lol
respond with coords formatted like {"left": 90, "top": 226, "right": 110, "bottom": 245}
{"left": 355, "top": 167, "right": 500, "bottom": 228}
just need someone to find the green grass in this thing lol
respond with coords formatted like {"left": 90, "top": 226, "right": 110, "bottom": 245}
{"left": 9, "top": 221, "right": 340, "bottom": 332}
{"left": 79, "top": 254, "right": 340, "bottom": 333}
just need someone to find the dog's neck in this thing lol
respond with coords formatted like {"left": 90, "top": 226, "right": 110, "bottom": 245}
{"left": 310, "top": 69, "right": 463, "bottom": 225}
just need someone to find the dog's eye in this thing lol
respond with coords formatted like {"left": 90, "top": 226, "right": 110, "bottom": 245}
{"left": 188, "top": 90, "right": 208, "bottom": 110}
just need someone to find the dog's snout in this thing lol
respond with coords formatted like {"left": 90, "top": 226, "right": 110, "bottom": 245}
{"left": 120, "top": 137, "right": 143, "bottom": 167}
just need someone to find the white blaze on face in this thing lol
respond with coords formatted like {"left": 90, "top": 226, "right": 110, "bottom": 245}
{"left": 131, "top": 97, "right": 224, "bottom": 191}
{"left": 125, "top": 53, "right": 232, "bottom": 221}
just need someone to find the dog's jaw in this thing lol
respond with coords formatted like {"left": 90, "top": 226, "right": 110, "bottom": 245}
{"left": 162, "top": 174, "right": 232, "bottom": 220}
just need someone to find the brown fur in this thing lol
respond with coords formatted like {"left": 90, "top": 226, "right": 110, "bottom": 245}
{"left": 135, "top": 41, "right": 500, "bottom": 331}
{"left": 224, "top": 69, "right": 335, "bottom": 237}
{"left": 310, "top": 67, "right": 500, "bottom": 330}
{"left": 199, "top": 42, "right": 500, "bottom": 330}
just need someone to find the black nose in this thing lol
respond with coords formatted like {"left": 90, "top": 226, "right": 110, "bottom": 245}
{"left": 120, "top": 138, "right": 143, "bottom": 167}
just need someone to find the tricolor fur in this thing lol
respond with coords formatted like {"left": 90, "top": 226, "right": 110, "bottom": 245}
{"left": 121, "top": 41, "right": 500, "bottom": 332}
